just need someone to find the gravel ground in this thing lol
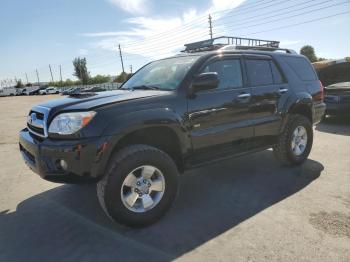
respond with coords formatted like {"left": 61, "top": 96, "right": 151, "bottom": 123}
{"left": 0, "top": 95, "right": 349, "bottom": 262}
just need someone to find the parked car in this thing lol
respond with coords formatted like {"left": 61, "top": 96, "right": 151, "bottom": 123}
{"left": 324, "top": 82, "right": 350, "bottom": 118}
{"left": 81, "top": 86, "right": 106, "bottom": 93}
{"left": 19, "top": 36, "right": 325, "bottom": 227}
{"left": 61, "top": 87, "right": 83, "bottom": 95}
{"left": 20, "top": 88, "right": 30, "bottom": 95}
{"left": 0, "top": 87, "right": 16, "bottom": 97}
{"left": 39, "top": 87, "right": 59, "bottom": 95}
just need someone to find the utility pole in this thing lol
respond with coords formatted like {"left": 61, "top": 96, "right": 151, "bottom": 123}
{"left": 25, "top": 73, "right": 29, "bottom": 84}
{"left": 118, "top": 44, "right": 126, "bottom": 81}
{"left": 59, "top": 65, "right": 63, "bottom": 83}
{"left": 49, "top": 64, "right": 54, "bottom": 82}
{"left": 36, "top": 69, "right": 40, "bottom": 86}
{"left": 130, "top": 65, "right": 133, "bottom": 74}
{"left": 208, "top": 14, "right": 213, "bottom": 39}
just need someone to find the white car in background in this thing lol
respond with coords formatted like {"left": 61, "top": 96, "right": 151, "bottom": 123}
{"left": 39, "top": 87, "right": 59, "bottom": 95}
{"left": 0, "top": 87, "right": 16, "bottom": 97}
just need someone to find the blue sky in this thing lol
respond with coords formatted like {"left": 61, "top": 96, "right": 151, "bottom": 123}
{"left": 0, "top": 0, "right": 349, "bottom": 84}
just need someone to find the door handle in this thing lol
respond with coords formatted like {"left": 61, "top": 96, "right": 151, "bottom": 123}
{"left": 237, "top": 93, "right": 251, "bottom": 99}
{"left": 279, "top": 88, "right": 288, "bottom": 94}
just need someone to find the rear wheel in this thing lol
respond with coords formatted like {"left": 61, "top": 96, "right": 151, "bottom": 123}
{"left": 97, "top": 144, "right": 179, "bottom": 227}
{"left": 273, "top": 114, "right": 313, "bottom": 166}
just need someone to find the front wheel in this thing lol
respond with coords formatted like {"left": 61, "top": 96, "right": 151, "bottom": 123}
{"left": 273, "top": 114, "right": 313, "bottom": 166}
{"left": 97, "top": 145, "right": 179, "bottom": 227}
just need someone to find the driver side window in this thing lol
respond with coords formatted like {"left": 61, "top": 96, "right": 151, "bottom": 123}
{"left": 201, "top": 59, "right": 243, "bottom": 90}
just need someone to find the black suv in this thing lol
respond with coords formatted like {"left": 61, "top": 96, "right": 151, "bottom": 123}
{"left": 19, "top": 37, "right": 326, "bottom": 227}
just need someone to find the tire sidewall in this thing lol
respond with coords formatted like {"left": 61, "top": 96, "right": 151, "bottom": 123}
{"left": 286, "top": 116, "right": 313, "bottom": 164}
{"left": 103, "top": 147, "right": 178, "bottom": 226}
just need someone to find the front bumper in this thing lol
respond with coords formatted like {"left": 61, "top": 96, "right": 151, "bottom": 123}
{"left": 19, "top": 128, "right": 110, "bottom": 183}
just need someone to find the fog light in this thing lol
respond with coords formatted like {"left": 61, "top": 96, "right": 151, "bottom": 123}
{"left": 59, "top": 159, "right": 68, "bottom": 171}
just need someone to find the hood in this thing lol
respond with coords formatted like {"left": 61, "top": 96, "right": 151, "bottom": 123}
{"left": 36, "top": 90, "right": 171, "bottom": 113}
{"left": 325, "top": 82, "right": 350, "bottom": 96}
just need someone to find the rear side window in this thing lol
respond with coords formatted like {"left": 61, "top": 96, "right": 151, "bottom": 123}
{"left": 283, "top": 56, "right": 317, "bottom": 81}
{"left": 246, "top": 59, "right": 273, "bottom": 86}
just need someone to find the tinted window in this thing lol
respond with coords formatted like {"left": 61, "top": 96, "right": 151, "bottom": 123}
{"left": 283, "top": 56, "right": 317, "bottom": 81}
{"left": 246, "top": 59, "right": 273, "bottom": 86}
{"left": 202, "top": 59, "right": 243, "bottom": 90}
{"left": 270, "top": 61, "right": 284, "bottom": 84}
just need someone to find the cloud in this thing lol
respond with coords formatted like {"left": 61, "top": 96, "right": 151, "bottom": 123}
{"left": 107, "top": 0, "right": 148, "bottom": 14}
{"left": 85, "top": 0, "right": 246, "bottom": 59}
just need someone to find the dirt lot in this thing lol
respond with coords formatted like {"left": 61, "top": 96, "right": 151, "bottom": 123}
{"left": 0, "top": 95, "right": 349, "bottom": 262}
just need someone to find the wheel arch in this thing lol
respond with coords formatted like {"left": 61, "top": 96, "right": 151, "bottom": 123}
{"left": 100, "top": 108, "right": 190, "bottom": 175}
{"left": 280, "top": 93, "right": 313, "bottom": 132}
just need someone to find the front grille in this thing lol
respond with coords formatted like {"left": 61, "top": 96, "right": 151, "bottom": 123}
{"left": 27, "top": 109, "right": 47, "bottom": 138}
{"left": 27, "top": 123, "right": 45, "bottom": 136}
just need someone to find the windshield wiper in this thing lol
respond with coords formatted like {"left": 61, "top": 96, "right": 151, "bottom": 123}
{"left": 131, "top": 85, "right": 160, "bottom": 90}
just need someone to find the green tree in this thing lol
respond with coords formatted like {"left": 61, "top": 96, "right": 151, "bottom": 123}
{"left": 15, "top": 80, "right": 23, "bottom": 88}
{"left": 114, "top": 72, "right": 132, "bottom": 83}
{"left": 345, "top": 57, "right": 350, "bottom": 63}
{"left": 73, "top": 57, "right": 90, "bottom": 84}
{"left": 300, "top": 45, "right": 318, "bottom": 62}
{"left": 88, "top": 75, "right": 111, "bottom": 84}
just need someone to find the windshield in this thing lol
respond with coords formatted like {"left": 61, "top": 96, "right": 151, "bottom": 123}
{"left": 121, "top": 56, "right": 199, "bottom": 90}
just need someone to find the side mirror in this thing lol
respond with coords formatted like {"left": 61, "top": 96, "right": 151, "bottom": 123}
{"left": 191, "top": 72, "right": 219, "bottom": 93}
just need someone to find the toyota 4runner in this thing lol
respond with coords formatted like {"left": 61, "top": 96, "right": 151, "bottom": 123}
{"left": 19, "top": 36, "right": 326, "bottom": 227}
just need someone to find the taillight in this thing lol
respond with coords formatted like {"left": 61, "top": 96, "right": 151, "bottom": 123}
{"left": 314, "top": 80, "right": 325, "bottom": 102}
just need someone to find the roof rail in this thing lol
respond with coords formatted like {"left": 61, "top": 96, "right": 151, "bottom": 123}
{"left": 220, "top": 45, "right": 297, "bottom": 54}
{"left": 183, "top": 36, "right": 283, "bottom": 53}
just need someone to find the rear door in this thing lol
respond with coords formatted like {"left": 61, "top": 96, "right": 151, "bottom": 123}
{"left": 245, "top": 55, "right": 287, "bottom": 137}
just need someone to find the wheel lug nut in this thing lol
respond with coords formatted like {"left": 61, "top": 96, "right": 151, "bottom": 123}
{"left": 147, "top": 183, "right": 151, "bottom": 187}
{"left": 143, "top": 179, "right": 147, "bottom": 183}
{"left": 136, "top": 181, "right": 141, "bottom": 186}
{"left": 138, "top": 193, "right": 142, "bottom": 197}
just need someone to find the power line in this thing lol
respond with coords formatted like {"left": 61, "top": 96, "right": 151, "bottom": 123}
{"left": 243, "top": 10, "right": 350, "bottom": 36}
{"left": 215, "top": 0, "right": 321, "bottom": 26}
{"left": 215, "top": 0, "right": 350, "bottom": 33}
{"left": 8, "top": 0, "right": 283, "bottom": 76}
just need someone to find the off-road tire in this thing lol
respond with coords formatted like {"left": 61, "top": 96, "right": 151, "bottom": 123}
{"left": 97, "top": 144, "right": 179, "bottom": 227}
{"left": 273, "top": 114, "right": 313, "bottom": 166}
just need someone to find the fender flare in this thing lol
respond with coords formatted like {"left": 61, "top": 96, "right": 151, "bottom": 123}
{"left": 101, "top": 106, "right": 190, "bottom": 154}
{"left": 280, "top": 92, "right": 313, "bottom": 132}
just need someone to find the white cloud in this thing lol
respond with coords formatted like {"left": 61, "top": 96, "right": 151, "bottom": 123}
{"left": 107, "top": 0, "right": 148, "bottom": 14}
{"left": 85, "top": 0, "right": 246, "bottom": 59}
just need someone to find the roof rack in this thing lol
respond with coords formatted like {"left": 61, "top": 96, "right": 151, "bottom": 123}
{"left": 182, "top": 36, "right": 295, "bottom": 53}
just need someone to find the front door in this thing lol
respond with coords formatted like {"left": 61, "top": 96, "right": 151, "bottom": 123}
{"left": 187, "top": 55, "right": 254, "bottom": 163}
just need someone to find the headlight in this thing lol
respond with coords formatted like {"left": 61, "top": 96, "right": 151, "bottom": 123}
{"left": 48, "top": 111, "right": 96, "bottom": 135}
